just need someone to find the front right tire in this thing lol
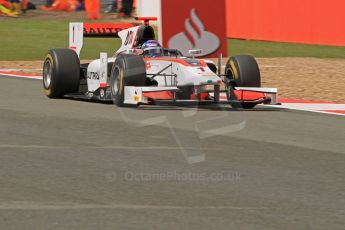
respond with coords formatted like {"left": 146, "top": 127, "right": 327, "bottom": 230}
{"left": 110, "top": 54, "right": 147, "bottom": 107}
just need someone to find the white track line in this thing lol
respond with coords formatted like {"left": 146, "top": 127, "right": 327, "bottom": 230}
{"left": 266, "top": 103, "right": 345, "bottom": 116}
{"left": 0, "top": 68, "right": 42, "bottom": 72}
{"left": 0, "top": 72, "right": 42, "bottom": 80}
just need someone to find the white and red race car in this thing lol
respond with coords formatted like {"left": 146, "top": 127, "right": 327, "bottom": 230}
{"left": 43, "top": 17, "right": 278, "bottom": 108}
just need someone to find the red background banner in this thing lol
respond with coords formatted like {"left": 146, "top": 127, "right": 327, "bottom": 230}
{"left": 161, "top": 0, "right": 227, "bottom": 57}
{"left": 226, "top": 0, "right": 345, "bottom": 46}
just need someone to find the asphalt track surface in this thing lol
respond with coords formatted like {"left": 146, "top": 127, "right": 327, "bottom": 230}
{"left": 0, "top": 75, "right": 344, "bottom": 230}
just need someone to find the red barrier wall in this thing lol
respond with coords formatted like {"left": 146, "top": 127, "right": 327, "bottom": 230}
{"left": 161, "top": 0, "right": 227, "bottom": 57}
{"left": 226, "top": 0, "right": 345, "bottom": 46}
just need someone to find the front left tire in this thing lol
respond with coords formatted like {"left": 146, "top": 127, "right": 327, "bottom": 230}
{"left": 224, "top": 55, "right": 262, "bottom": 109}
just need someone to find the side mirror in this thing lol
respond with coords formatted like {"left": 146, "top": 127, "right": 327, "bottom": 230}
{"left": 188, "top": 49, "right": 203, "bottom": 58}
{"left": 126, "top": 49, "right": 144, "bottom": 55}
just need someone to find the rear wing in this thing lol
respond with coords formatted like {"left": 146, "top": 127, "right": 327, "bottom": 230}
{"left": 69, "top": 18, "right": 157, "bottom": 58}
{"left": 69, "top": 23, "right": 133, "bottom": 57}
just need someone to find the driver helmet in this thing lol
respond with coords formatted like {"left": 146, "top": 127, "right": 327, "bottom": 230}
{"left": 142, "top": 40, "right": 163, "bottom": 57}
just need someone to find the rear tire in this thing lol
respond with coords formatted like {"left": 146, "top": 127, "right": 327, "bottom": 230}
{"left": 43, "top": 49, "right": 80, "bottom": 98}
{"left": 110, "top": 54, "right": 146, "bottom": 107}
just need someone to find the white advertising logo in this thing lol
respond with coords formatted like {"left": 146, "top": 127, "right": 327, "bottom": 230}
{"left": 168, "top": 9, "right": 221, "bottom": 57}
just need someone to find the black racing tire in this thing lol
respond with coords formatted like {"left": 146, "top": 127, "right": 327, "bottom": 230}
{"left": 43, "top": 49, "right": 80, "bottom": 98}
{"left": 110, "top": 54, "right": 146, "bottom": 107}
{"left": 224, "top": 55, "right": 261, "bottom": 87}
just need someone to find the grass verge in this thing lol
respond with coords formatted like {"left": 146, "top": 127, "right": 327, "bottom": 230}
{"left": 1, "top": 19, "right": 345, "bottom": 60}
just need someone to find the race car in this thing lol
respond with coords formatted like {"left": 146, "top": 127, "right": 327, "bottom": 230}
{"left": 42, "top": 17, "right": 278, "bottom": 108}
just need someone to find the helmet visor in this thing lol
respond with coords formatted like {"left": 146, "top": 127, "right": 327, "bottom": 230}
{"left": 144, "top": 47, "right": 163, "bottom": 57}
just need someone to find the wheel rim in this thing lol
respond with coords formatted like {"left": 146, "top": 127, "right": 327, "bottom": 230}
{"left": 225, "top": 67, "right": 234, "bottom": 82}
{"left": 43, "top": 59, "right": 52, "bottom": 89}
{"left": 112, "top": 66, "right": 121, "bottom": 96}
{"left": 225, "top": 67, "right": 236, "bottom": 101}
